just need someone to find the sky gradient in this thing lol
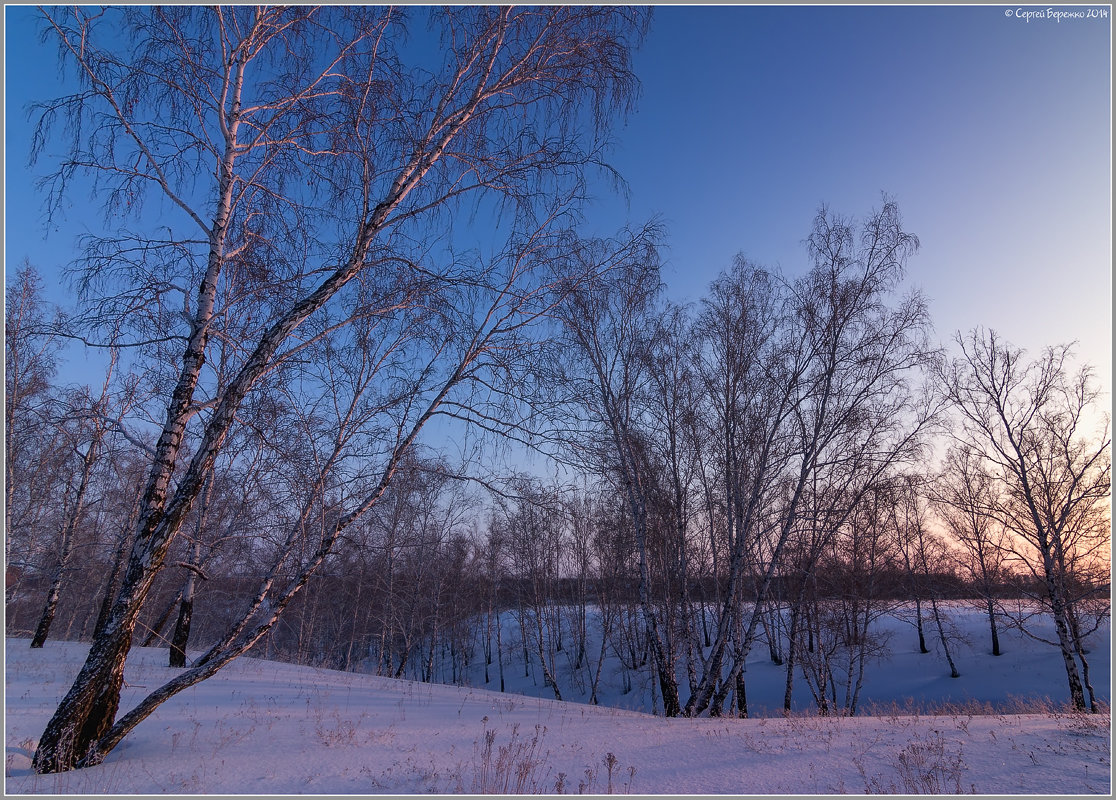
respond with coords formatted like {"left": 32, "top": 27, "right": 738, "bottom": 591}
{"left": 586, "top": 5, "right": 1111, "bottom": 395}
{"left": 4, "top": 5, "right": 1112, "bottom": 398}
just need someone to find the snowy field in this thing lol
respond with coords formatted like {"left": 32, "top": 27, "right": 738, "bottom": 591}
{"left": 4, "top": 605, "right": 1111, "bottom": 795}
{"left": 452, "top": 603, "right": 1112, "bottom": 719}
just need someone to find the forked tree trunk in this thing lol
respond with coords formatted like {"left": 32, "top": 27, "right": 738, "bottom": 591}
{"left": 654, "top": 647, "right": 681, "bottom": 717}
{"left": 1075, "top": 645, "right": 1097, "bottom": 713}
{"left": 32, "top": 162, "right": 407, "bottom": 772}
{"left": 1051, "top": 603, "right": 1088, "bottom": 710}
{"left": 32, "top": 575, "right": 149, "bottom": 771}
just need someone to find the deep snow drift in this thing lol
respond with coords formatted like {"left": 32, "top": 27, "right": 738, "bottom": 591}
{"left": 4, "top": 605, "right": 1111, "bottom": 795}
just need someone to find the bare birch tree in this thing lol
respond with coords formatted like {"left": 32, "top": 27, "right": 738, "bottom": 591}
{"left": 548, "top": 201, "right": 935, "bottom": 718}
{"left": 5, "top": 265, "right": 65, "bottom": 603}
{"left": 892, "top": 477, "right": 962, "bottom": 678}
{"left": 551, "top": 238, "right": 684, "bottom": 715}
{"left": 689, "top": 257, "right": 795, "bottom": 717}
{"left": 799, "top": 486, "right": 898, "bottom": 716}
{"left": 938, "top": 329, "right": 1110, "bottom": 711}
{"left": 28, "top": 5, "right": 650, "bottom": 772}
{"left": 931, "top": 445, "right": 1011, "bottom": 656}
{"left": 29, "top": 356, "right": 133, "bottom": 648}
{"left": 688, "top": 201, "right": 937, "bottom": 717}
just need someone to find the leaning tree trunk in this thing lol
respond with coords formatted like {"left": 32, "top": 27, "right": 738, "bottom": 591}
{"left": 30, "top": 316, "right": 228, "bottom": 773}
{"left": 31, "top": 433, "right": 100, "bottom": 649}
{"left": 93, "top": 495, "right": 140, "bottom": 641}
{"left": 929, "top": 595, "right": 959, "bottom": 678}
{"left": 29, "top": 531, "right": 75, "bottom": 649}
{"left": 1038, "top": 545, "right": 1088, "bottom": 711}
{"left": 31, "top": 51, "right": 245, "bottom": 767}
{"left": 32, "top": 566, "right": 155, "bottom": 771}
{"left": 32, "top": 166, "right": 399, "bottom": 772}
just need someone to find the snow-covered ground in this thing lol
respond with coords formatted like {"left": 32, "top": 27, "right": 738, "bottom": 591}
{"left": 453, "top": 603, "right": 1111, "bottom": 718}
{"left": 4, "top": 605, "right": 1111, "bottom": 795}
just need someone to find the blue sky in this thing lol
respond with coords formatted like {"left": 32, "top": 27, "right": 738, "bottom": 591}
{"left": 4, "top": 5, "right": 1112, "bottom": 396}
{"left": 587, "top": 5, "right": 1111, "bottom": 392}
